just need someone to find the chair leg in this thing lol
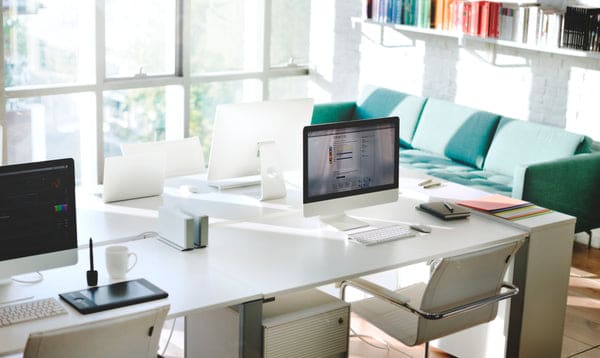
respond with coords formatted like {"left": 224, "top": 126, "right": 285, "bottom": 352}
{"left": 587, "top": 230, "right": 593, "bottom": 250}
{"left": 424, "top": 341, "right": 429, "bottom": 358}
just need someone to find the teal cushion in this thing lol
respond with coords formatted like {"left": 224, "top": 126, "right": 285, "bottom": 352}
{"left": 484, "top": 117, "right": 586, "bottom": 177}
{"left": 354, "top": 86, "right": 427, "bottom": 148}
{"left": 411, "top": 99, "right": 500, "bottom": 169}
{"left": 400, "top": 149, "right": 513, "bottom": 196}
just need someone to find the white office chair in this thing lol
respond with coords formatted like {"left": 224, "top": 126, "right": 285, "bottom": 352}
{"left": 120, "top": 137, "right": 206, "bottom": 177}
{"left": 22, "top": 304, "right": 169, "bottom": 358}
{"left": 340, "top": 240, "right": 523, "bottom": 357}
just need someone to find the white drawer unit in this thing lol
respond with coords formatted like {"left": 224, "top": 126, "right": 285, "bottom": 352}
{"left": 262, "top": 289, "right": 349, "bottom": 358}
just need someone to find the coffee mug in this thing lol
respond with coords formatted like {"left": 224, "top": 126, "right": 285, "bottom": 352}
{"left": 105, "top": 245, "right": 137, "bottom": 279}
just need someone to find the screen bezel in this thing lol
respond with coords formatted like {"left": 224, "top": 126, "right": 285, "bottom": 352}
{"left": 0, "top": 158, "right": 78, "bottom": 277}
{"left": 302, "top": 117, "right": 399, "bottom": 204}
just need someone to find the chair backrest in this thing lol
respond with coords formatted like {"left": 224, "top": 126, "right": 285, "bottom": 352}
{"left": 23, "top": 305, "right": 169, "bottom": 358}
{"left": 121, "top": 137, "right": 206, "bottom": 177}
{"left": 417, "top": 241, "right": 522, "bottom": 343}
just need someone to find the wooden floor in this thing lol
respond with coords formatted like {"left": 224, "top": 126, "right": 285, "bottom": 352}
{"left": 161, "top": 242, "right": 600, "bottom": 358}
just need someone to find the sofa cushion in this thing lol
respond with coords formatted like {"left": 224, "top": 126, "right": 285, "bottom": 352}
{"left": 400, "top": 149, "right": 513, "bottom": 196}
{"left": 354, "top": 86, "right": 427, "bottom": 148}
{"left": 484, "top": 117, "right": 587, "bottom": 177}
{"left": 411, "top": 99, "right": 500, "bottom": 169}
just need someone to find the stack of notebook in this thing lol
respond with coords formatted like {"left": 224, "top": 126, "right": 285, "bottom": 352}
{"left": 456, "top": 194, "right": 551, "bottom": 221}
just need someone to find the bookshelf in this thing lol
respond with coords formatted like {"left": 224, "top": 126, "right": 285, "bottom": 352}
{"left": 364, "top": 19, "right": 600, "bottom": 60}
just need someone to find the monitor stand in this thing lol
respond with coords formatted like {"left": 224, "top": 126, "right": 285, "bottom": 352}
{"left": 258, "top": 140, "right": 286, "bottom": 201}
{"left": 319, "top": 214, "right": 369, "bottom": 231}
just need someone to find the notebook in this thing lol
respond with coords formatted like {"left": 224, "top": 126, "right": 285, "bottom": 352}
{"left": 418, "top": 202, "right": 471, "bottom": 220}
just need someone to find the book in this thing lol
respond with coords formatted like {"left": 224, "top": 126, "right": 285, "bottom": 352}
{"left": 492, "top": 204, "right": 551, "bottom": 220}
{"left": 456, "top": 194, "right": 530, "bottom": 212}
{"left": 418, "top": 201, "right": 471, "bottom": 220}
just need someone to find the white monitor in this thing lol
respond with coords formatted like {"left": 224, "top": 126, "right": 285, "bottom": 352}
{"left": 302, "top": 117, "right": 399, "bottom": 231}
{"left": 0, "top": 159, "right": 78, "bottom": 287}
{"left": 206, "top": 98, "right": 314, "bottom": 188}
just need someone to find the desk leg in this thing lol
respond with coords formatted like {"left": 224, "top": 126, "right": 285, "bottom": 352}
{"left": 507, "top": 223, "right": 574, "bottom": 357}
{"left": 239, "top": 299, "right": 263, "bottom": 358}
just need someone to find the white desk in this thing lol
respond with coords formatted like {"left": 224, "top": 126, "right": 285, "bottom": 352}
{"left": 1, "top": 172, "right": 574, "bottom": 358}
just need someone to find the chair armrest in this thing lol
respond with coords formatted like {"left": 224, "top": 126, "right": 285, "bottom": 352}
{"left": 311, "top": 102, "right": 356, "bottom": 124}
{"left": 341, "top": 279, "right": 518, "bottom": 320}
{"left": 418, "top": 282, "right": 519, "bottom": 320}
{"left": 512, "top": 152, "right": 600, "bottom": 233}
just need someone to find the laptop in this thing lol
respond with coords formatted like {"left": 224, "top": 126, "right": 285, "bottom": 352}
{"left": 103, "top": 153, "right": 166, "bottom": 203}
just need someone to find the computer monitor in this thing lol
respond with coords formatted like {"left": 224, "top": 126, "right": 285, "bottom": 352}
{"left": 302, "top": 117, "right": 399, "bottom": 231}
{"left": 206, "top": 98, "right": 314, "bottom": 188}
{"left": 0, "top": 158, "right": 78, "bottom": 285}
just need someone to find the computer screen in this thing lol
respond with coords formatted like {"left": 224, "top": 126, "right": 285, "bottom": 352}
{"left": 207, "top": 98, "right": 314, "bottom": 186}
{"left": 302, "top": 117, "right": 399, "bottom": 230}
{"left": 0, "top": 158, "right": 78, "bottom": 283}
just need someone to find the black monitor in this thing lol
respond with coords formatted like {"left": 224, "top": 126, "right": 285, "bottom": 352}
{"left": 302, "top": 117, "right": 399, "bottom": 230}
{"left": 0, "top": 158, "right": 78, "bottom": 285}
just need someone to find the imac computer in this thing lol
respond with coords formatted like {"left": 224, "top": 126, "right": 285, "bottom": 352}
{"left": 302, "top": 117, "right": 399, "bottom": 231}
{"left": 206, "top": 98, "right": 314, "bottom": 188}
{"left": 0, "top": 158, "right": 78, "bottom": 286}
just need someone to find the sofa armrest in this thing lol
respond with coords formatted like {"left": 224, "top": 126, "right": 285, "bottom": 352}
{"left": 513, "top": 152, "right": 600, "bottom": 233}
{"left": 311, "top": 102, "right": 356, "bottom": 125}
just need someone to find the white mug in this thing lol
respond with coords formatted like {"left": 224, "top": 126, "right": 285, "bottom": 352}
{"left": 105, "top": 245, "right": 137, "bottom": 279}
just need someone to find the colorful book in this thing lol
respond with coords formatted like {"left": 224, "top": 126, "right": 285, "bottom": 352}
{"left": 456, "top": 194, "right": 530, "bottom": 212}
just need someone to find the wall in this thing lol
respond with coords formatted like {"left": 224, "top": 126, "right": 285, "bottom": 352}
{"left": 308, "top": 0, "right": 600, "bottom": 143}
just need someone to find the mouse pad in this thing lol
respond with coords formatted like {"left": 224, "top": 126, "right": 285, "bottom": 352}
{"left": 59, "top": 278, "right": 168, "bottom": 314}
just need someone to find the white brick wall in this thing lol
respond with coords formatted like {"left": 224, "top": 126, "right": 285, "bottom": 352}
{"left": 308, "top": 0, "right": 600, "bottom": 142}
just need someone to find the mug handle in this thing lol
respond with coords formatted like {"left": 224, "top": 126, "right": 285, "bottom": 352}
{"left": 127, "top": 252, "right": 138, "bottom": 272}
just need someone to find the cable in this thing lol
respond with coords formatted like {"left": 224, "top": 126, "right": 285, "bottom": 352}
{"left": 349, "top": 327, "right": 389, "bottom": 350}
{"left": 11, "top": 271, "right": 44, "bottom": 284}
{"left": 161, "top": 317, "right": 177, "bottom": 356}
{"left": 137, "top": 231, "right": 160, "bottom": 240}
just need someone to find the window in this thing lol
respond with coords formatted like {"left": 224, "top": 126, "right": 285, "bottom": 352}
{"left": 1, "top": 0, "right": 310, "bottom": 185}
{"left": 105, "top": 0, "right": 177, "bottom": 78}
{"left": 3, "top": 0, "right": 95, "bottom": 87}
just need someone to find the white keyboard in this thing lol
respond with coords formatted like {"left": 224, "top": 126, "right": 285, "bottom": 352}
{"left": 0, "top": 297, "right": 67, "bottom": 327}
{"left": 348, "top": 225, "right": 416, "bottom": 246}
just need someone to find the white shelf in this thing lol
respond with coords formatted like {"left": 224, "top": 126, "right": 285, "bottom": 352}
{"left": 363, "top": 19, "right": 600, "bottom": 60}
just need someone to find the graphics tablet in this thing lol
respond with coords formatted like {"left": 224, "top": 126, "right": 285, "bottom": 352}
{"left": 59, "top": 278, "right": 168, "bottom": 314}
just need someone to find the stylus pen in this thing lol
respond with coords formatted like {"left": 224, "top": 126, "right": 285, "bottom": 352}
{"left": 89, "top": 238, "right": 94, "bottom": 271}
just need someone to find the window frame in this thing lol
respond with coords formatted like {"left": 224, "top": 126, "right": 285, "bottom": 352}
{"left": 0, "top": 0, "right": 309, "bottom": 184}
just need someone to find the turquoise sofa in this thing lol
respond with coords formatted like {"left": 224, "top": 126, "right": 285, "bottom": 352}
{"left": 311, "top": 86, "right": 600, "bottom": 235}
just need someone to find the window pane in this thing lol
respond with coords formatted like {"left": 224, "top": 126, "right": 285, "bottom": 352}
{"left": 103, "top": 87, "right": 180, "bottom": 157}
{"left": 3, "top": 0, "right": 95, "bottom": 87}
{"left": 6, "top": 93, "right": 96, "bottom": 184}
{"left": 190, "top": 80, "right": 261, "bottom": 159}
{"left": 105, "top": 0, "right": 176, "bottom": 78}
{"left": 190, "top": 0, "right": 261, "bottom": 74}
{"left": 271, "top": 0, "right": 310, "bottom": 67}
{"left": 268, "top": 76, "right": 309, "bottom": 101}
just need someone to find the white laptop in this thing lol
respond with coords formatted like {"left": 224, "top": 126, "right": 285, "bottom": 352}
{"left": 103, "top": 153, "right": 166, "bottom": 203}
{"left": 120, "top": 137, "right": 205, "bottom": 178}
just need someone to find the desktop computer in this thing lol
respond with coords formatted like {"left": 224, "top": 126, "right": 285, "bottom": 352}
{"left": 302, "top": 117, "right": 400, "bottom": 230}
{"left": 206, "top": 98, "right": 314, "bottom": 189}
{"left": 0, "top": 158, "right": 78, "bottom": 287}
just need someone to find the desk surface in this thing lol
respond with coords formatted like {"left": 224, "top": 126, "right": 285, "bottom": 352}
{"left": 2, "top": 170, "right": 573, "bottom": 356}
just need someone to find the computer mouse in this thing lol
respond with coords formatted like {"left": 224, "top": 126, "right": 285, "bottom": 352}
{"left": 180, "top": 185, "right": 200, "bottom": 194}
{"left": 410, "top": 224, "right": 432, "bottom": 233}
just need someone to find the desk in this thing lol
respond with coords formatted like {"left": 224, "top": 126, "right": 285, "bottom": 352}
{"left": 0, "top": 172, "right": 574, "bottom": 358}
